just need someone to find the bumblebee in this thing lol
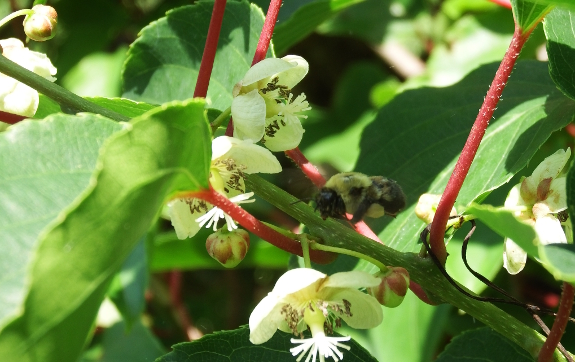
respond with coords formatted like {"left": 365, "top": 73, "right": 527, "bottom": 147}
{"left": 314, "top": 172, "right": 406, "bottom": 223}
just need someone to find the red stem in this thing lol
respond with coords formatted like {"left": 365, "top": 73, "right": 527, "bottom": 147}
{"left": 193, "top": 0, "right": 227, "bottom": 98}
{"left": 168, "top": 271, "right": 197, "bottom": 341}
{"left": 0, "top": 110, "right": 26, "bottom": 125}
{"left": 252, "top": 0, "right": 282, "bottom": 65}
{"left": 489, "top": 0, "right": 512, "bottom": 9}
{"left": 225, "top": 0, "right": 283, "bottom": 137}
{"left": 428, "top": 25, "right": 530, "bottom": 264}
{"left": 538, "top": 283, "right": 575, "bottom": 362}
{"left": 185, "top": 188, "right": 336, "bottom": 264}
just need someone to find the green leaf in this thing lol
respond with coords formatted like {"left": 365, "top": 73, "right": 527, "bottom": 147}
{"left": 61, "top": 47, "right": 127, "bottom": 98}
{"left": 545, "top": 6, "right": 575, "bottom": 101}
{"left": 436, "top": 327, "right": 534, "bottom": 361}
{"left": 81, "top": 320, "right": 165, "bottom": 362}
{"left": 0, "top": 100, "right": 211, "bottom": 362}
{"left": 446, "top": 219, "right": 503, "bottom": 294}
{"left": 466, "top": 204, "right": 539, "bottom": 257}
{"left": 108, "top": 238, "right": 148, "bottom": 327}
{"left": 122, "top": 0, "right": 271, "bottom": 111}
{"left": 156, "top": 326, "right": 378, "bottom": 362}
{"left": 272, "top": 0, "right": 365, "bottom": 55}
{"left": 345, "top": 293, "right": 450, "bottom": 362}
{"left": 511, "top": 0, "right": 553, "bottom": 34}
{"left": 0, "top": 115, "right": 124, "bottom": 328}
{"left": 35, "top": 94, "right": 62, "bottom": 118}
{"left": 354, "top": 61, "right": 575, "bottom": 252}
{"left": 538, "top": 243, "right": 575, "bottom": 283}
{"left": 85, "top": 98, "right": 157, "bottom": 118}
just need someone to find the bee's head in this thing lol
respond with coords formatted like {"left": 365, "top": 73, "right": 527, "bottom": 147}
{"left": 314, "top": 187, "right": 346, "bottom": 220}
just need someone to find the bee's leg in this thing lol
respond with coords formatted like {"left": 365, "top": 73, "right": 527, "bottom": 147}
{"left": 350, "top": 199, "right": 371, "bottom": 223}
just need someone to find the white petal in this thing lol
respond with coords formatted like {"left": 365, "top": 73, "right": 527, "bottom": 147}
{"left": 503, "top": 238, "right": 527, "bottom": 275}
{"left": 523, "top": 149, "right": 571, "bottom": 195}
{"left": 326, "top": 289, "right": 383, "bottom": 329}
{"left": 0, "top": 38, "right": 56, "bottom": 80}
{"left": 277, "top": 55, "right": 309, "bottom": 88}
{"left": 272, "top": 268, "right": 326, "bottom": 297}
{"left": 535, "top": 215, "right": 567, "bottom": 245}
{"left": 231, "top": 90, "right": 266, "bottom": 142}
{"left": 263, "top": 115, "right": 305, "bottom": 152}
{"left": 504, "top": 184, "right": 524, "bottom": 208}
{"left": 542, "top": 177, "right": 567, "bottom": 213}
{"left": 322, "top": 271, "right": 381, "bottom": 290}
{"left": 239, "top": 58, "right": 296, "bottom": 88}
{"left": 249, "top": 293, "right": 286, "bottom": 344}
{"left": 212, "top": 136, "right": 281, "bottom": 174}
{"left": 0, "top": 81, "right": 38, "bottom": 117}
{"left": 167, "top": 199, "right": 203, "bottom": 239}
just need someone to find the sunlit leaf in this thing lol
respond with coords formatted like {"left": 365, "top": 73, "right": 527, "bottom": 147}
{"left": 545, "top": 6, "right": 575, "bottom": 101}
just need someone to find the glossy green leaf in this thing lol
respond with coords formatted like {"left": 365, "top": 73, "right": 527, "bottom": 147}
{"left": 35, "top": 94, "right": 62, "bottom": 118}
{"left": 516, "top": 0, "right": 575, "bottom": 11}
{"left": 123, "top": 0, "right": 271, "bottom": 111}
{"left": 545, "top": 6, "right": 575, "bottom": 101}
{"left": 511, "top": 0, "right": 553, "bottom": 34}
{"left": 436, "top": 327, "right": 534, "bottom": 361}
{"left": 108, "top": 238, "right": 148, "bottom": 327}
{"left": 0, "top": 115, "right": 124, "bottom": 328}
{"left": 466, "top": 204, "right": 538, "bottom": 257}
{"left": 354, "top": 61, "right": 575, "bottom": 252}
{"left": 156, "top": 326, "right": 378, "bottom": 362}
{"left": 272, "top": 0, "right": 364, "bottom": 55}
{"left": 0, "top": 100, "right": 211, "bottom": 362}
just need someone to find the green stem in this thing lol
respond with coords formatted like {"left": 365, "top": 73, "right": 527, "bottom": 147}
{"left": 300, "top": 236, "right": 312, "bottom": 268}
{"left": 0, "top": 53, "right": 129, "bottom": 122}
{"left": 312, "top": 243, "right": 387, "bottom": 271}
{"left": 0, "top": 9, "right": 33, "bottom": 29}
{"left": 211, "top": 107, "right": 231, "bottom": 133}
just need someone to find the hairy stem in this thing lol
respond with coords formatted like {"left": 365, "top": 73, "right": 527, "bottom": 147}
{"left": 429, "top": 24, "right": 530, "bottom": 264}
{"left": 193, "top": 0, "right": 227, "bottom": 99}
{"left": 538, "top": 283, "right": 575, "bottom": 362}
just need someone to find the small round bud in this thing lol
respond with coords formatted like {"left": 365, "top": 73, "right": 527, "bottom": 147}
{"left": 23, "top": 5, "right": 58, "bottom": 42}
{"left": 368, "top": 267, "right": 410, "bottom": 308}
{"left": 415, "top": 193, "right": 457, "bottom": 224}
{"left": 206, "top": 228, "right": 250, "bottom": 268}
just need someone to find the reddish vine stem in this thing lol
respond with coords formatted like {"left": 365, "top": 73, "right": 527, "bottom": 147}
{"left": 428, "top": 24, "right": 530, "bottom": 264}
{"left": 193, "top": 0, "right": 227, "bottom": 98}
{"left": 179, "top": 188, "right": 336, "bottom": 264}
{"left": 225, "top": 0, "right": 283, "bottom": 137}
{"left": 0, "top": 110, "right": 25, "bottom": 124}
{"left": 538, "top": 283, "right": 575, "bottom": 362}
{"left": 489, "top": 0, "right": 512, "bottom": 9}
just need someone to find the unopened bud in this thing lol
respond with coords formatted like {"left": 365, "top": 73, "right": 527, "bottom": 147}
{"left": 368, "top": 267, "right": 410, "bottom": 308}
{"left": 206, "top": 228, "right": 250, "bottom": 268}
{"left": 415, "top": 193, "right": 457, "bottom": 224}
{"left": 23, "top": 5, "right": 58, "bottom": 42}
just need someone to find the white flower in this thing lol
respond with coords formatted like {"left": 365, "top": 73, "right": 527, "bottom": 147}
{"left": 503, "top": 149, "right": 571, "bottom": 274}
{"left": 0, "top": 38, "right": 56, "bottom": 117}
{"left": 231, "top": 55, "right": 310, "bottom": 152}
{"left": 249, "top": 268, "right": 383, "bottom": 362}
{"left": 167, "top": 136, "right": 281, "bottom": 239}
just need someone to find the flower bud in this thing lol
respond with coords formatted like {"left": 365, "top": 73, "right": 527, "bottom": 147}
{"left": 368, "top": 267, "right": 410, "bottom": 308}
{"left": 23, "top": 5, "right": 58, "bottom": 42}
{"left": 206, "top": 228, "right": 250, "bottom": 268}
{"left": 415, "top": 194, "right": 457, "bottom": 224}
